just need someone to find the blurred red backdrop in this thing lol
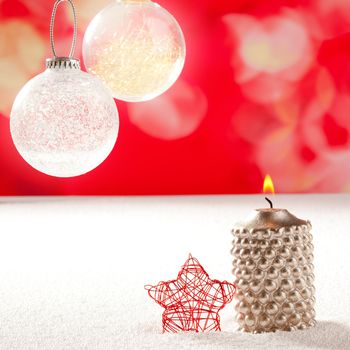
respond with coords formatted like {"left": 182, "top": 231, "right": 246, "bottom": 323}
{"left": 1, "top": 0, "right": 350, "bottom": 195}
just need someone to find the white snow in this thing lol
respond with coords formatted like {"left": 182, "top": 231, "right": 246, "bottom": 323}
{"left": 0, "top": 194, "right": 349, "bottom": 349}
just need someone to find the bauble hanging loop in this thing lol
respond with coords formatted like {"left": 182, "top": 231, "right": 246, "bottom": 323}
{"left": 50, "top": 0, "right": 77, "bottom": 59}
{"left": 47, "top": 0, "right": 80, "bottom": 69}
{"left": 10, "top": 0, "right": 119, "bottom": 178}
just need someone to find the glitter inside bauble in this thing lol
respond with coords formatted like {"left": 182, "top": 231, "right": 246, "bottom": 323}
{"left": 10, "top": 66, "right": 119, "bottom": 177}
{"left": 82, "top": 0, "right": 186, "bottom": 102}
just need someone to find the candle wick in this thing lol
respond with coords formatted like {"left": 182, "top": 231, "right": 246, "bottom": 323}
{"left": 265, "top": 197, "right": 273, "bottom": 209}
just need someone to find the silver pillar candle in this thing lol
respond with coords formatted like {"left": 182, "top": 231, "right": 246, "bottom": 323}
{"left": 231, "top": 201, "right": 316, "bottom": 333}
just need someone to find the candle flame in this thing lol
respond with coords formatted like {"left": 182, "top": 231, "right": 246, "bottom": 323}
{"left": 263, "top": 174, "right": 275, "bottom": 194}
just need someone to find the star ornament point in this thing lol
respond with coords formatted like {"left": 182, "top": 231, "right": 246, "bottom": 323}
{"left": 145, "top": 254, "right": 236, "bottom": 333}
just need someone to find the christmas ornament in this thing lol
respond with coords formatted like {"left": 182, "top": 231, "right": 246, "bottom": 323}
{"left": 82, "top": 0, "right": 186, "bottom": 102}
{"left": 145, "top": 254, "right": 236, "bottom": 333}
{"left": 232, "top": 176, "right": 316, "bottom": 333}
{"left": 10, "top": 0, "right": 119, "bottom": 178}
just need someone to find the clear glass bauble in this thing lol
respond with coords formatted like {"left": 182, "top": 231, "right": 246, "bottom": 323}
{"left": 10, "top": 66, "right": 119, "bottom": 177}
{"left": 82, "top": 0, "right": 186, "bottom": 102}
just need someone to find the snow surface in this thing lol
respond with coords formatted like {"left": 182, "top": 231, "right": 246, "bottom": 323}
{"left": 0, "top": 194, "right": 349, "bottom": 350}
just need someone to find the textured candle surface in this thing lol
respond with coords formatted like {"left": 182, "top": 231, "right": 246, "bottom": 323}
{"left": 232, "top": 209, "right": 316, "bottom": 333}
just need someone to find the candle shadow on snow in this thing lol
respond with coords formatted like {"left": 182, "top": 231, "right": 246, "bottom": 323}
{"left": 276, "top": 321, "right": 350, "bottom": 350}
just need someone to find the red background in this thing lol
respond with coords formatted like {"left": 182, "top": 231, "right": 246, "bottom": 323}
{"left": 1, "top": 0, "right": 350, "bottom": 195}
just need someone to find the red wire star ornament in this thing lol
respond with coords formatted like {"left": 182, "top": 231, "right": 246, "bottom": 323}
{"left": 145, "top": 254, "right": 236, "bottom": 333}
